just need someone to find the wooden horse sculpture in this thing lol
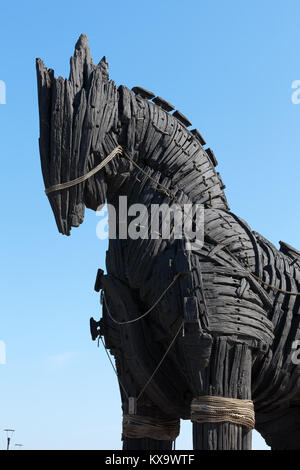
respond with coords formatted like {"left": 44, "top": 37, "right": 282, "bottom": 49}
{"left": 36, "top": 35, "right": 300, "bottom": 450}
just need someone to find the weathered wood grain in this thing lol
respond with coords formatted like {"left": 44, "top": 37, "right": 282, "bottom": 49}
{"left": 37, "top": 35, "right": 300, "bottom": 451}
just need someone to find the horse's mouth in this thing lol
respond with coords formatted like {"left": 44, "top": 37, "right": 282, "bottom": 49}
{"left": 48, "top": 193, "right": 85, "bottom": 236}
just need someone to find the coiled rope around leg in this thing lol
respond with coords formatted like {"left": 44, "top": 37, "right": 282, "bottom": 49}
{"left": 191, "top": 396, "right": 255, "bottom": 430}
{"left": 122, "top": 415, "right": 180, "bottom": 441}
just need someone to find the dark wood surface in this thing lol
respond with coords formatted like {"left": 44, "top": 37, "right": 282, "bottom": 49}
{"left": 36, "top": 34, "right": 300, "bottom": 450}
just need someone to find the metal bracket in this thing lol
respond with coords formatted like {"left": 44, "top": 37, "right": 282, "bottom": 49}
{"left": 128, "top": 397, "right": 137, "bottom": 415}
{"left": 90, "top": 317, "right": 103, "bottom": 341}
{"left": 94, "top": 268, "right": 104, "bottom": 292}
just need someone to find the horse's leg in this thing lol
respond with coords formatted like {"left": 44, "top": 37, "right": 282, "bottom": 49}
{"left": 182, "top": 235, "right": 274, "bottom": 450}
{"left": 123, "top": 436, "right": 173, "bottom": 450}
{"left": 191, "top": 337, "right": 253, "bottom": 450}
{"left": 100, "top": 272, "right": 181, "bottom": 451}
{"left": 193, "top": 422, "right": 251, "bottom": 450}
{"left": 256, "top": 406, "right": 300, "bottom": 450}
{"left": 122, "top": 403, "right": 178, "bottom": 450}
{"left": 114, "top": 356, "right": 177, "bottom": 450}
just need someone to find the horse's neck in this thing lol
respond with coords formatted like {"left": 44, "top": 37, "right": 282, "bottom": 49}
{"left": 101, "top": 84, "right": 231, "bottom": 284}
{"left": 115, "top": 85, "right": 229, "bottom": 211}
{"left": 105, "top": 84, "right": 232, "bottom": 288}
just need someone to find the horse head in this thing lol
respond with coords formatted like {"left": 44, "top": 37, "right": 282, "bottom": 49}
{"left": 37, "top": 34, "right": 228, "bottom": 238}
{"left": 36, "top": 34, "right": 122, "bottom": 235}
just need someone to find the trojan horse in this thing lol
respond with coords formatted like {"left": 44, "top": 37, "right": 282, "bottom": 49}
{"left": 36, "top": 35, "right": 300, "bottom": 450}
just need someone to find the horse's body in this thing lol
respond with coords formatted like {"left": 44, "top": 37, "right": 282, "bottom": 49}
{"left": 36, "top": 35, "right": 300, "bottom": 450}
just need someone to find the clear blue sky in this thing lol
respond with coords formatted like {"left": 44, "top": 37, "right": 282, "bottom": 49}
{"left": 1, "top": 0, "right": 300, "bottom": 450}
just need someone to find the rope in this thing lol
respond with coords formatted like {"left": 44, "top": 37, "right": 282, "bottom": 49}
{"left": 44, "top": 141, "right": 300, "bottom": 295}
{"left": 123, "top": 150, "right": 202, "bottom": 243}
{"left": 123, "top": 151, "right": 178, "bottom": 201}
{"left": 136, "top": 321, "right": 183, "bottom": 401}
{"left": 99, "top": 336, "right": 129, "bottom": 399}
{"left": 45, "top": 145, "right": 123, "bottom": 195}
{"left": 123, "top": 150, "right": 300, "bottom": 296}
{"left": 249, "top": 271, "right": 300, "bottom": 296}
{"left": 191, "top": 396, "right": 255, "bottom": 429}
{"left": 103, "top": 273, "right": 183, "bottom": 325}
{"left": 122, "top": 414, "right": 180, "bottom": 441}
{"left": 99, "top": 320, "right": 183, "bottom": 406}
{"left": 212, "top": 239, "right": 300, "bottom": 296}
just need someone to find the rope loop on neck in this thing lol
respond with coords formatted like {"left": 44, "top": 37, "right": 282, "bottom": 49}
{"left": 45, "top": 145, "right": 123, "bottom": 195}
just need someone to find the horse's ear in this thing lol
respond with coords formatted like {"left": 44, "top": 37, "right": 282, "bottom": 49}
{"left": 36, "top": 58, "right": 54, "bottom": 189}
{"left": 98, "top": 56, "right": 109, "bottom": 82}
{"left": 69, "top": 34, "right": 95, "bottom": 90}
